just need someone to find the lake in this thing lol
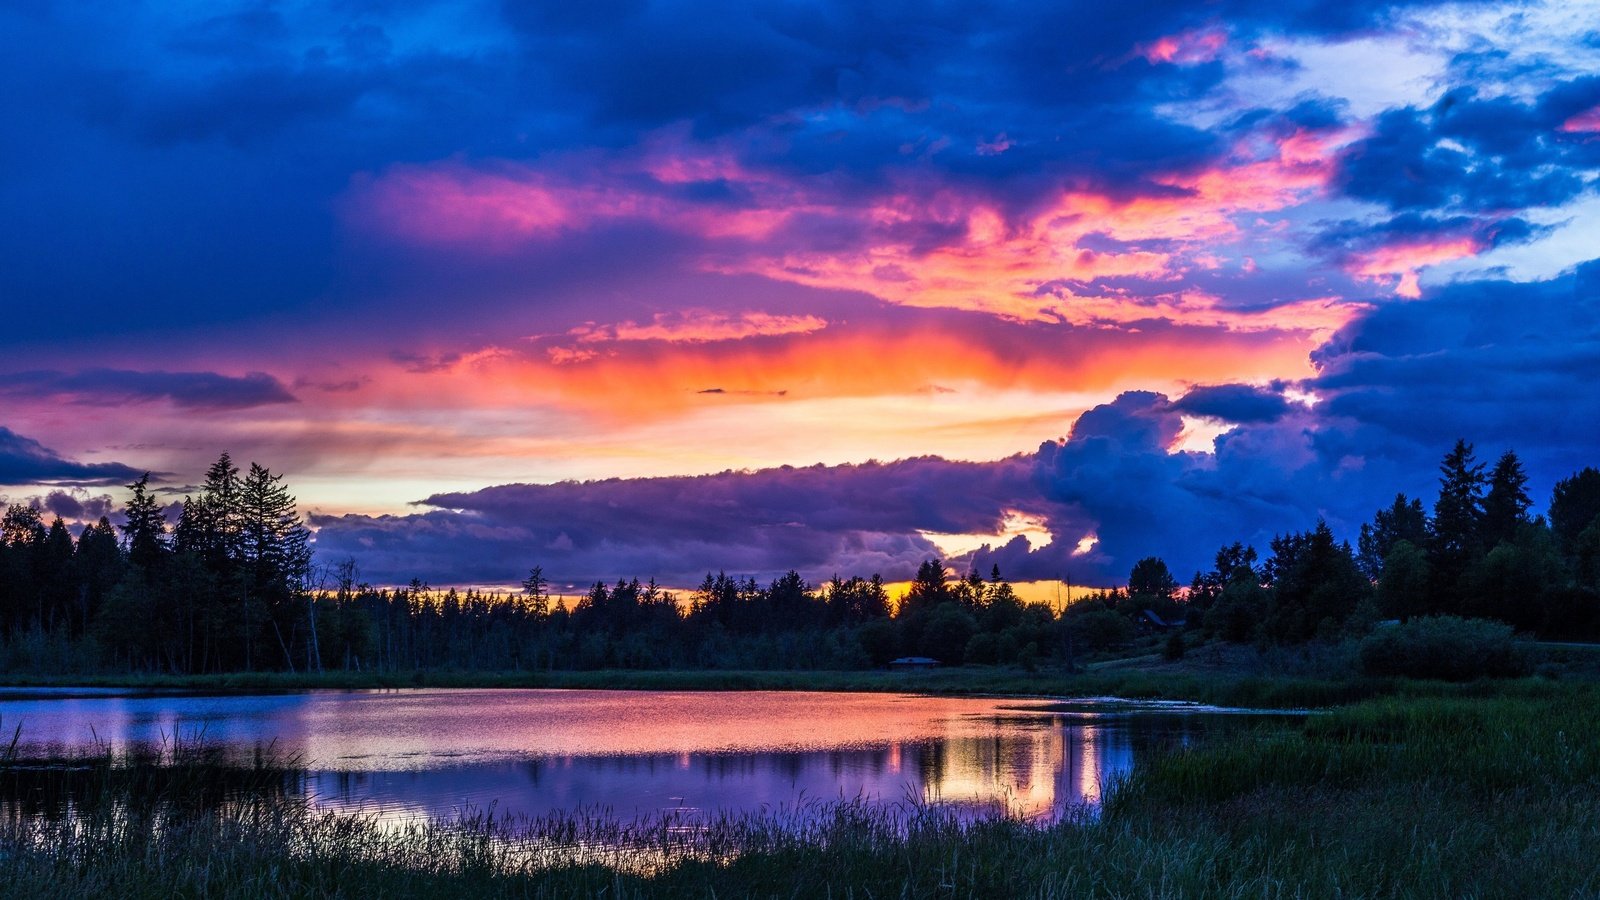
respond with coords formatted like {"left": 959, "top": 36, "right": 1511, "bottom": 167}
{"left": 0, "top": 688, "right": 1287, "bottom": 824}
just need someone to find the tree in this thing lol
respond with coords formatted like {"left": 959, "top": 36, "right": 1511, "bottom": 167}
{"left": 901, "top": 559, "right": 951, "bottom": 615}
{"left": 120, "top": 474, "right": 169, "bottom": 572}
{"left": 521, "top": 565, "right": 550, "bottom": 617}
{"left": 1430, "top": 439, "right": 1487, "bottom": 610}
{"left": 1482, "top": 451, "right": 1532, "bottom": 549}
{"left": 1127, "top": 556, "right": 1178, "bottom": 607}
{"left": 74, "top": 518, "right": 122, "bottom": 636}
{"left": 1377, "top": 540, "right": 1430, "bottom": 620}
{"left": 1264, "top": 521, "right": 1371, "bottom": 642}
{"left": 239, "top": 462, "right": 313, "bottom": 671}
{"left": 1357, "top": 494, "right": 1428, "bottom": 580}
{"left": 1551, "top": 467, "right": 1600, "bottom": 555}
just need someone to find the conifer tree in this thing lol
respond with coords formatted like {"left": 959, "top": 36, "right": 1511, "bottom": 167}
{"left": 1482, "top": 450, "right": 1532, "bottom": 549}
{"left": 1430, "top": 439, "right": 1486, "bottom": 610}
{"left": 120, "top": 474, "right": 169, "bottom": 572}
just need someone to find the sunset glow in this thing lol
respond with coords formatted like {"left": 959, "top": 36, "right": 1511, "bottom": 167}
{"left": 4, "top": 0, "right": 1598, "bottom": 591}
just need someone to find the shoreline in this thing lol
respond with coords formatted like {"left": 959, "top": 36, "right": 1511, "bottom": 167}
{"left": 0, "top": 665, "right": 1567, "bottom": 709}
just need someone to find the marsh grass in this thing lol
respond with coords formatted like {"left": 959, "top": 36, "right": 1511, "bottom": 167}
{"left": 5, "top": 686, "right": 1600, "bottom": 897}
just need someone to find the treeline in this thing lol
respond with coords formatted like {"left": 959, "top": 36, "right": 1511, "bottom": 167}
{"left": 0, "top": 453, "right": 314, "bottom": 673}
{"left": 0, "top": 440, "right": 1598, "bottom": 675}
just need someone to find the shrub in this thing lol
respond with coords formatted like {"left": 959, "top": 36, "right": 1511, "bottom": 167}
{"left": 1163, "top": 631, "right": 1186, "bottom": 661}
{"left": 1358, "top": 616, "right": 1529, "bottom": 681}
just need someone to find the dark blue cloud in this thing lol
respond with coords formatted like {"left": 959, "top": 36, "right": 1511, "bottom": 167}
{"left": 1311, "top": 261, "right": 1600, "bottom": 483}
{"left": 1336, "top": 80, "right": 1600, "bottom": 214}
{"left": 1, "top": 370, "right": 296, "bottom": 409}
{"left": 1172, "top": 383, "right": 1292, "bottom": 423}
{"left": 1311, "top": 212, "right": 1546, "bottom": 267}
{"left": 0, "top": 427, "right": 143, "bottom": 487}
{"left": 312, "top": 456, "right": 1041, "bottom": 586}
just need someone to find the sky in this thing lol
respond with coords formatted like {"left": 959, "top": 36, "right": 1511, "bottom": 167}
{"left": 3, "top": 0, "right": 1599, "bottom": 593}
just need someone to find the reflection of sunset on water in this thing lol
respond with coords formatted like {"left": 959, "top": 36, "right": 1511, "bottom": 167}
{"left": 0, "top": 689, "right": 1268, "bottom": 825}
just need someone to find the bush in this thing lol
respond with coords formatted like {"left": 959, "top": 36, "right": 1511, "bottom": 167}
{"left": 1358, "top": 616, "right": 1529, "bottom": 681}
{"left": 1163, "top": 631, "right": 1186, "bottom": 661}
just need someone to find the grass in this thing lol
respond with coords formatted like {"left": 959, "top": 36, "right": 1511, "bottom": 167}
{"left": 0, "top": 663, "right": 1537, "bottom": 710}
{"left": 9, "top": 634, "right": 1596, "bottom": 709}
{"left": 3, "top": 681, "right": 1600, "bottom": 897}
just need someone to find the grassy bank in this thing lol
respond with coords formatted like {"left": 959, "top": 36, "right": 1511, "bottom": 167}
{"left": 3, "top": 658, "right": 1589, "bottom": 709}
{"left": 2, "top": 682, "right": 1598, "bottom": 897}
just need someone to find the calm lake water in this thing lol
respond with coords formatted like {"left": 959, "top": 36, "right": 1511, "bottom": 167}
{"left": 0, "top": 688, "right": 1286, "bottom": 823}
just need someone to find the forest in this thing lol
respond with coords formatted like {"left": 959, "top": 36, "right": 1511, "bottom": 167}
{"left": 0, "top": 441, "right": 1598, "bottom": 675}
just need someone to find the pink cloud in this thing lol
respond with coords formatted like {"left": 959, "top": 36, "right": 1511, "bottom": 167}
{"left": 347, "top": 118, "right": 1355, "bottom": 335}
{"left": 1137, "top": 27, "right": 1228, "bottom": 65}
{"left": 565, "top": 310, "right": 829, "bottom": 344}
{"left": 1347, "top": 237, "right": 1482, "bottom": 299}
{"left": 1560, "top": 106, "right": 1600, "bottom": 134}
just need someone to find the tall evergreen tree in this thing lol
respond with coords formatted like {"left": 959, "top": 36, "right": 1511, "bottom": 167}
{"left": 1482, "top": 450, "right": 1532, "bottom": 549}
{"left": 1430, "top": 439, "right": 1486, "bottom": 610}
{"left": 120, "top": 474, "right": 169, "bottom": 571}
{"left": 240, "top": 462, "right": 312, "bottom": 671}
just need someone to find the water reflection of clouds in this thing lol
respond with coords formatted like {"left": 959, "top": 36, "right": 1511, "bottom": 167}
{"left": 0, "top": 689, "right": 1233, "bottom": 822}
{"left": 304, "top": 724, "right": 1160, "bottom": 824}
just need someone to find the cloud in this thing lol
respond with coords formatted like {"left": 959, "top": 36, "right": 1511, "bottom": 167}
{"left": 1, "top": 369, "right": 296, "bottom": 410}
{"left": 1171, "top": 383, "right": 1292, "bottom": 423}
{"left": 1335, "top": 80, "right": 1600, "bottom": 214}
{"left": 312, "top": 456, "right": 1040, "bottom": 587}
{"left": 313, "top": 259, "right": 1600, "bottom": 589}
{"left": 566, "top": 310, "right": 829, "bottom": 344}
{"left": 36, "top": 489, "right": 115, "bottom": 522}
{"left": 1313, "top": 213, "right": 1545, "bottom": 298}
{"left": 0, "top": 427, "right": 143, "bottom": 487}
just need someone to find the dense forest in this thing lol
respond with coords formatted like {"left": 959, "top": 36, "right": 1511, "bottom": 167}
{"left": 0, "top": 441, "right": 1598, "bottom": 675}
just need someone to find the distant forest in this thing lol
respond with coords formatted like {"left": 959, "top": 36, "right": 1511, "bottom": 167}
{"left": 0, "top": 441, "right": 1598, "bottom": 675}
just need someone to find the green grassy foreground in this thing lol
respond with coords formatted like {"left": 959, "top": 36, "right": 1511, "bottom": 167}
{"left": 3, "top": 683, "right": 1599, "bottom": 897}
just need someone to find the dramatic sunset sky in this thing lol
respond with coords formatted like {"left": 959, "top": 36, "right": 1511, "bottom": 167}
{"left": 3, "top": 0, "right": 1599, "bottom": 592}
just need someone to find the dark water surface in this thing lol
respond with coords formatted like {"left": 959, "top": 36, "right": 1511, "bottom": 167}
{"left": 0, "top": 688, "right": 1288, "bottom": 823}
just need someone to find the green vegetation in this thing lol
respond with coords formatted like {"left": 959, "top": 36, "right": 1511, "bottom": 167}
{"left": 1359, "top": 615, "right": 1530, "bottom": 680}
{"left": 5, "top": 683, "right": 1600, "bottom": 897}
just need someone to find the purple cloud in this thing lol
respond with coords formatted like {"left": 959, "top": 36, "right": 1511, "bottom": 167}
{"left": 0, "top": 427, "right": 143, "bottom": 487}
{"left": 2, "top": 369, "right": 296, "bottom": 410}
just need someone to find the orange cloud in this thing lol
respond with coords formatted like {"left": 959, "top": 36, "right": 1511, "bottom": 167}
{"left": 357, "top": 318, "right": 1320, "bottom": 426}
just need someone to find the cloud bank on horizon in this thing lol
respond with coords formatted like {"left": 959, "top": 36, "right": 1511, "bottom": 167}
{"left": 2, "top": 0, "right": 1598, "bottom": 587}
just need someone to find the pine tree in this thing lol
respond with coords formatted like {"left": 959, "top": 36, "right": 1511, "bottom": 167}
{"left": 1430, "top": 439, "right": 1486, "bottom": 611}
{"left": 521, "top": 565, "right": 550, "bottom": 617}
{"left": 120, "top": 474, "right": 169, "bottom": 572}
{"left": 1482, "top": 450, "right": 1532, "bottom": 549}
{"left": 240, "top": 462, "right": 312, "bottom": 671}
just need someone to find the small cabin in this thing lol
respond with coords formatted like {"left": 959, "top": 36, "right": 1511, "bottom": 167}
{"left": 888, "top": 656, "right": 940, "bottom": 669}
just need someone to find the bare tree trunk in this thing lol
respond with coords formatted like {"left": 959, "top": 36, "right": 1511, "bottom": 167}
{"left": 306, "top": 594, "right": 322, "bottom": 673}
{"left": 272, "top": 619, "right": 296, "bottom": 673}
